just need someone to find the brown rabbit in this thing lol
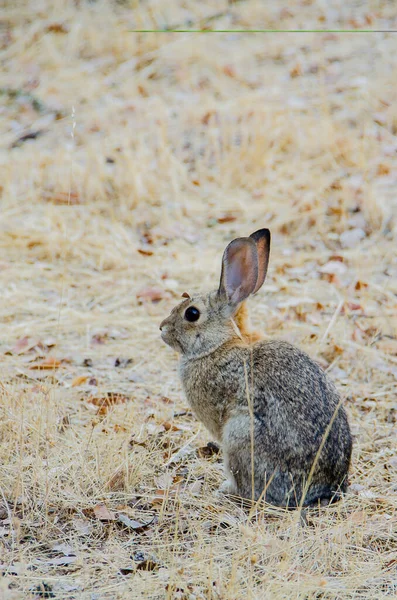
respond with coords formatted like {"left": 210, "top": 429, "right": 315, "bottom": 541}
{"left": 160, "top": 230, "right": 352, "bottom": 507}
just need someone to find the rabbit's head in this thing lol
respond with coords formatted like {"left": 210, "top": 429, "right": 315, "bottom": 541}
{"left": 160, "top": 229, "right": 270, "bottom": 357}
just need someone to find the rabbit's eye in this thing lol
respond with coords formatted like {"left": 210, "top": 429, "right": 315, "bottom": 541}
{"left": 184, "top": 306, "right": 200, "bottom": 322}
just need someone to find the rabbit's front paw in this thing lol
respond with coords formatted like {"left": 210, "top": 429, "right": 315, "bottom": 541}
{"left": 218, "top": 478, "right": 238, "bottom": 496}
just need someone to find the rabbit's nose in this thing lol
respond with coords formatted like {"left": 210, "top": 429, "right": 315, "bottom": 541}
{"left": 159, "top": 318, "right": 168, "bottom": 331}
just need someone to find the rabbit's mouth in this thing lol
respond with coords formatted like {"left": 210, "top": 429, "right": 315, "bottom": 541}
{"left": 160, "top": 327, "right": 171, "bottom": 345}
{"left": 160, "top": 325, "right": 180, "bottom": 351}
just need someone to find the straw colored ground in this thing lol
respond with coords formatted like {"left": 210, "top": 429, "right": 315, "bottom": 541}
{"left": 1, "top": 1, "right": 397, "bottom": 598}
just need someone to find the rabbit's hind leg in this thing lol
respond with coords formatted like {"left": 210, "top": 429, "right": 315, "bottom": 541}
{"left": 222, "top": 414, "right": 303, "bottom": 506}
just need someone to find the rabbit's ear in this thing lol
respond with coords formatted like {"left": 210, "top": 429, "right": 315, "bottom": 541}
{"left": 250, "top": 228, "right": 271, "bottom": 294}
{"left": 218, "top": 238, "right": 258, "bottom": 306}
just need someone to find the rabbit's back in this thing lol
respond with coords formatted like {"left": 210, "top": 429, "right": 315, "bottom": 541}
{"left": 249, "top": 340, "right": 352, "bottom": 475}
{"left": 251, "top": 339, "right": 344, "bottom": 434}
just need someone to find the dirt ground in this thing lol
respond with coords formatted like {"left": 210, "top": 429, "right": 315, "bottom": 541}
{"left": 1, "top": 1, "right": 397, "bottom": 598}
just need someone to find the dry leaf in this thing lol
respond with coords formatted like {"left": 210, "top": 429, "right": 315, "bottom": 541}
{"left": 11, "top": 131, "right": 44, "bottom": 148}
{"left": 185, "top": 480, "right": 202, "bottom": 495}
{"left": 138, "top": 248, "right": 154, "bottom": 256}
{"left": 151, "top": 486, "right": 180, "bottom": 505}
{"left": 148, "top": 224, "right": 199, "bottom": 245}
{"left": 87, "top": 393, "right": 130, "bottom": 416}
{"left": 137, "top": 286, "right": 165, "bottom": 304}
{"left": 321, "top": 273, "right": 340, "bottom": 285}
{"left": 290, "top": 63, "right": 303, "bottom": 77}
{"left": 159, "top": 396, "right": 173, "bottom": 404}
{"left": 10, "top": 336, "right": 53, "bottom": 356}
{"left": 46, "top": 23, "right": 69, "bottom": 34}
{"left": 348, "top": 510, "right": 367, "bottom": 524}
{"left": 114, "top": 357, "right": 133, "bottom": 368}
{"left": 137, "top": 85, "right": 148, "bottom": 97}
{"left": 377, "top": 163, "right": 390, "bottom": 176}
{"left": 355, "top": 280, "right": 368, "bottom": 291}
{"left": 91, "top": 333, "right": 107, "bottom": 345}
{"left": 114, "top": 424, "right": 128, "bottom": 433}
{"left": 340, "top": 228, "right": 366, "bottom": 248}
{"left": 197, "top": 442, "right": 220, "bottom": 459}
{"left": 352, "top": 328, "right": 365, "bottom": 343}
{"left": 129, "top": 436, "right": 147, "bottom": 448}
{"left": 43, "top": 190, "right": 81, "bottom": 205}
{"left": 93, "top": 503, "right": 116, "bottom": 521}
{"left": 377, "top": 339, "right": 397, "bottom": 356}
{"left": 11, "top": 336, "right": 31, "bottom": 354}
{"left": 329, "top": 255, "right": 344, "bottom": 262}
{"left": 119, "top": 566, "right": 135, "bottom": 575}
{"left": 45, "top": 556, "right": 77, "bottom": 566}
{"left": 88, "top": 393, "right": 129, "bottom": 407}
{"left": 280, "top": 7, "right": 294, "bottom": 18}
{"left": 145, "top": 422, "right": 164, "bottom": 435}
{"left": 72, "top": 375, "right": 88, "bottom": 387}
{"left": 201, "top": 111, "right": 215, "bottom": 125}
{"left": 73, "top": 519, "right": 92, "bottom": 535}
{"left": 136, "top": 559, "right": 159, "bottom": 571}
{"left": 106, "top": 470, "right": 126, "bottom": 491}
{"left": 58, "top": 414, "right": 71, "bottom": 433}
{"left": 52, "top": 543, "right": 75, "bottom": 556}
{"left": 30, "top": 356, "right": 62, "bottom": 370}
{"left": 347, "top": 302, "right": 362, "bottom": 311}
{"left": 223, "top": 64, "right": 236, "bottom": 77}
{"left": 217, "top": 213, "right": 238, "bottom": 224}
{"left": 358, "top": 489, "right": 378, "bottom": 499}
{"left": 117, "top": 513, "right": 155, "bottom": 531}
{"left": 319, "top": 261, "right": 347, "bottom": 275}
{"left": 162, "top": 421, "right": 192, "bottom": 432}
{"left": 164, "top": 444, "right": 195, "bottom": 466}
{"left": 155, "top": 473, "right": 174, "bottom": 489}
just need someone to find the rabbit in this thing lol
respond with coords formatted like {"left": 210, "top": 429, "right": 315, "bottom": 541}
{"left": 160, "top": 229, "right": 352, "bottom": 507}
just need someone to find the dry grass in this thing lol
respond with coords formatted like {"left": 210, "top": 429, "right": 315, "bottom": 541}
{"left": 1, "top": 1, "right": 397, "bottom": 598}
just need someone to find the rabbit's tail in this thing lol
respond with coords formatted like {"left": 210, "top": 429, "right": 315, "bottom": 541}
{"left": 303, "top": 480, "right": 349, "bottom": 507}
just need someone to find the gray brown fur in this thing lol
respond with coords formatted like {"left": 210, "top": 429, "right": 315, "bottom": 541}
{"left": 160, "top": 231, "right": 352, "bottom": 507}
